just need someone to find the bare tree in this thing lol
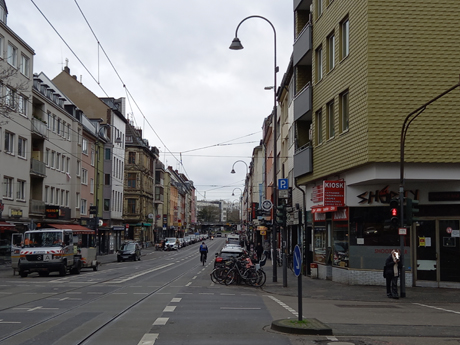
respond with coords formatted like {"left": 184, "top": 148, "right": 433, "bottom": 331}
{"left": 0, "top": 64, "right": 31, "bottom": 124}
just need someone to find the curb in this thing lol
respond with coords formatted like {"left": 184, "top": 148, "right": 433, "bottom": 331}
{"left": 271, "top": 318, "right": 333, "bottom": 335}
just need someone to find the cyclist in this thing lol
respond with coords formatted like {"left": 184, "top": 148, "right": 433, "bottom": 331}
{"left": 199, "top": 242, "right": 208, "bottom": 265}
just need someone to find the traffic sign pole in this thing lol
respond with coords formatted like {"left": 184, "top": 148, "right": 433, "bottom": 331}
{"left": 294, "top": 245, "right": 302, "bottom": 321}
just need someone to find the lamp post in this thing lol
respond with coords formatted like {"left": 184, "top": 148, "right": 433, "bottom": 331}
{"left": 398, "top": 77, "right": 460, "bottom": 298}
{"left": 230, "top": 15, "right": 278, "bottom": 282}
{"left": 231, "top": 160, "right": 250, "bottom": 238}
{"left": 232, "top": 188, "right": 243, "bottom": 231}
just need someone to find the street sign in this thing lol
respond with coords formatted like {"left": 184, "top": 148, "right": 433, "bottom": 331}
{"left": 293, "top": 245, "right": 302, "bottom": 277}
{"left": 278, "top": 178, "right": 288, "bottom": 190}
{"left": 261, "top": 199, "right": 273, "bottom": 212}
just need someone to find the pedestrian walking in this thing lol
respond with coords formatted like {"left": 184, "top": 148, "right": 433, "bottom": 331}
{"left": 384, "top": 249, "right": 402, "bottom": 299}
{"left": 255, "top": 242, "right": 264, "bottom": 261}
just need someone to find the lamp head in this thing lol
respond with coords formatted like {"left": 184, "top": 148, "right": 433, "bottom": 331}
{"left": 231, "top": 169, "right": 236, "bottom": 174}
{"left": 229, "top": 37, "right": 244, "bottom": 50}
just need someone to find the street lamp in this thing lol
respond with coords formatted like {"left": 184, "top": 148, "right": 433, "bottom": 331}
{"left": 231, "top": 160, "right": 249, "bottom": 234}
{"left": 230, "top": 15, "right": 278, "bottom": 282}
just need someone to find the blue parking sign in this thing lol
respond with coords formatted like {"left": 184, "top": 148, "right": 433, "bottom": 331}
{"left": 278, "top": 178, "right": 288, "bottom": 190}
{"left": 293, "top": 245, "right": 302, "bottom": 277}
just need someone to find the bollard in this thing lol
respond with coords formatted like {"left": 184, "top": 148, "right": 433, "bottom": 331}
{"left": 310, "top": 263, "right": 318, "bottom": 279}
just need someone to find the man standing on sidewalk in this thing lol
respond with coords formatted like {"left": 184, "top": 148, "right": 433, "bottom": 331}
{"left": 385, "top": 249, "right": 402, "bottom": 299}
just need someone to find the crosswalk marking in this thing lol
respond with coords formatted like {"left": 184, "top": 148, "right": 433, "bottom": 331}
{"left": 153, "top": 317, "right": 168, "bottom": 326}
{"left": 137, "top": 333, "right": 159, "bottom": 345}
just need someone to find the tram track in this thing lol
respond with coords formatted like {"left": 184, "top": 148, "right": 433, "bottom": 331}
{"left": 0, "top": 248, "right": 208, "bottom": 344}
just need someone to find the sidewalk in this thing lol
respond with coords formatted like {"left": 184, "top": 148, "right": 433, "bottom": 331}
{"left": 261, "top": 259, "right": 460, "bottom": 304}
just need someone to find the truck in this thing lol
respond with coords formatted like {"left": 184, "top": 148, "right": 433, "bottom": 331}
{"left": 11, "top": 228, "right": 95, "bottom": 277}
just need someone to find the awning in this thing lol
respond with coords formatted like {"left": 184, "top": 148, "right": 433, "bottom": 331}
{"left": 132, "top": 223, "right": 151, "bottom": 227}
{"left": 311, "top": 206, "right": 338, "bottom": 213}
{"left": 0, "top": 221, "right": 17, "bottom": 232}
{"left": 48, "top": 224, "right": 95, "bottom": 235}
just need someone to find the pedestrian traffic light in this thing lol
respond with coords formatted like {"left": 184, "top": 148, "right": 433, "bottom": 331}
{"left": 276, "top": 204, "right": 287, "bottom": 227}
{"left": 405, "top": 198, "right": 420, "bottom": 224}
{"left": 389, "top": 198, "right": 399, "bottom": 226}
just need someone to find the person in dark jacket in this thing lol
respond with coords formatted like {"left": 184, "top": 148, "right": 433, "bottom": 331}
{"left": 384, "top": 249, "right": 402, "bottom": 299}
{"left": 255, "top": 242, "right": 264, "bottom": 262}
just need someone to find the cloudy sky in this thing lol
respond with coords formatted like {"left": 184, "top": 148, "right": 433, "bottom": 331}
{"left": 7, "top": 0, "right": 293, "bottom": 202}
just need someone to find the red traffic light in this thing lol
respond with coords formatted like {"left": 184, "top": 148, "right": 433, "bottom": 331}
{"left": 391, "top": 208, "right": 398, "bottom": 217}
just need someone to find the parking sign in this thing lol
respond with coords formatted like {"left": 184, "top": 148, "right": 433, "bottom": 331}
{"left": 278, "top": 178, "right": 288, "bottom": 190}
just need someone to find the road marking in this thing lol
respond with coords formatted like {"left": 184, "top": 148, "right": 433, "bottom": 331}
{"left": 0, "top": 319, "right": 21, "bottom": 324}
{"left": 137, "top": 333, "right": 159, "bottom": 345}
{"left": 267, "top": 295, "right": 299, "bottom": 317}
{"left": 163, "top": 306, "right": 176, "bottom": 312}
{"left": 414, "top": 303, "right": 460, "bottom": 315}
{"left": 220, "top": 307, "right": 261, "bottom": 310}
{"left": 0, "top": 292, "right": 12, "bottom": 294}
{"left": 104, "top": 263, "right": 174, "bottom": 283}
{"left": 134, "top": 293, "right": 149, "bottom": 295}
{"left": 66, "top": 292, "right": 81, "bottom": 294}
{"left": 171, "top": 298, "right": 182, "bottom": 302}
{"left": 153, "top": 317, "right": 168, "bottom": 326}
{"left": 113, "top": 293, "right": 127, "bottom": 295}
{"left": 199, "top": 293, "right": 214, "bottom": 295}
{"left": 192, "top": 276, "right": 197, "bottom": 280}
{"left": 14, "top": 306, "right": 59, "bottom": 312}
{"left": 87, "top": 292, "right": 103, "bottom": 295}
{"left": 185, "top": 282, "right": 192, "bottom": 286}
{"left": 327, "top": 336, "right": 338, "bottom": 341}
{"left": 221, "top": 293, "right": 235, "bottom": 296}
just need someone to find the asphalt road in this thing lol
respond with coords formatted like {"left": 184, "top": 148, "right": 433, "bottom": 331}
{"left": 1, "top": 238, "right": 460, "bottom": 345}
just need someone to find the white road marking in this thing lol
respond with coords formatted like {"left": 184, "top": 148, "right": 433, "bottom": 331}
{"left": 171, "top": 298, "right": 182, "bottom": 302}
{"left": 113, "top": 293, "right": 127, "bottom": 295}
{"left": 414, "top": 303, "right": 460, "bottom": 315}
{"left": 14, "top": 306, "right": 59, "bottom": 312}
{"left": 137, "top": 333, "right": 159, "bottom": 345}
{"left": 267, "top": 295, "right": 299, "bottom": 317}
{"left": 0, "top": 319, "right": 21, "bottom": 324}
{"left": 87, "top": 292, "right": 103, "bottom": 295}
{"left": 185, "top": 282, "right": 192, "bottom": 286}
{"left": 220, "top": 307, "right": 261, "bottom": 310}
{"left": 327, "top": 336, "right": 338, "bottom": 341}
{"left": 192, "top": 276, "right": 197, "bottom": 280}
{"left": 163, "top": 306, "right": 176, "bottom": 312}
{"left": 104, "top": 263, "right": 174, "bottom": 284}
{"left": 221, "top": 293, "right": 235, "bottom": 296}
{"left": 153, "top": 317, "right": 169, "bottom": 326}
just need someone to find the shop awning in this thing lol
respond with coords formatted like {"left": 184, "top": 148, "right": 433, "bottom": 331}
{"left": 0, "top": 221, "right": 16, "bottom": 232}
{"left": 132, "top": 223, "right": 151, "bottom": 227}
{"left": 49, "top": 224, "right": 95, "bottom": 235}
{"left": 311, "top": 206, "right": 338, "bottom": 213}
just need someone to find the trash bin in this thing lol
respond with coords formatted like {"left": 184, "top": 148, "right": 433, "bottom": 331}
{"left": 310, "top": 263, "right": 318, "bottom": 278}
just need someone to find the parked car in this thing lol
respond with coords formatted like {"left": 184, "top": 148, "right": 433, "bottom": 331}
{"left": 214, "top": 245, "right": 245, "bottom": 268}
{"left": 117, "top": 242, "right": 141, "bottom": 262}
{"left": 164, "top": 238, "right": 178, "bottom": 251}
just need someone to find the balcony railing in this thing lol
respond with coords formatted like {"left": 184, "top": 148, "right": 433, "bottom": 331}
{"left": 294, "top": 83, "right": 312, "bottom": 122}
{"left": 293, "top": 143, "right": 313, "bottom": 178}
{"left": 30, "top": 159, "right": 46, "bottom": 177}
{"left": 31, "top": 117, "right": 48, "bottom": 138}
{"left": 293, "top": 24, "right": 312, "bottom": 66}
{"left": 29, "top": 199, "right": 45, "bottom": 215}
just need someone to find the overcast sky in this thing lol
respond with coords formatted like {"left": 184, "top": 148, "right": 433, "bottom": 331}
{"left": 7, "top": 0, "right": 294, "bottom": 202}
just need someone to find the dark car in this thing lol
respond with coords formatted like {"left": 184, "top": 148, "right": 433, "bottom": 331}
{"left": 214, "top": 245, "right": 245, "bottom": 268}
{"left": 117, "top": 242, "right": 141, "bottom": 262}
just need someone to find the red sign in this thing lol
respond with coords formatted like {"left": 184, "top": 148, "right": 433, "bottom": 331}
{"left": 332, "top": 208, "right": 348, "bottom": 221}
{"left": 312, "top": 185, "right": 323, "bottom": 203}
{"left": 323, "top": 180, "right": 345, "bottom": 207}
{"left": 311, "top": 206, "right": 338, "bottom": 213}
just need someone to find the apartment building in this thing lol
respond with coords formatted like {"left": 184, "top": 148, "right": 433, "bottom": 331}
{"left": 0, "top": 2, "right": 34, "bottom": 247}
{"left": 293, "top": 0, "right": 460, "bottom": 287}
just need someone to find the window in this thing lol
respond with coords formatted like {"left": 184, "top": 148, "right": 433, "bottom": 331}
{"left": 127, "top": 173, "right": 136, "bottom": 188}
{"left": 67, "top": 124, "right": 71, "bottom": 140}
{"left": 61, "top": 190, "right": 64, "bottom": 206}
{"left": 76, "top": 193, "right": 80, "bottom": 210}
{"left": 0, "top": 35, "right": 3, "bottom": 59}
{"left": 340, "top": 90, "right": 350, "bottom": 132}
{"left": 316, "top": 46, "right": 323, "bottom": 82}
{"left": 56, "top": 153, "right": 61, "bottom": 171}
{"left": 341, "top": 18, "right": 349, "bottom": 59}
{"left": 105, "top": 174, "right": 111, "bottom": 185}
{"left": 47, "top": 112, "right": 52, "bottom": 129}
{"left": 56, "top": 188, "right": 60, "bottom": 206}
{"left": 91, "top": 148, "right": 95, "bottom": 166}
{"left": 20, "top": 55, "right": 30, "bottom": 77}
{"left": 327, "top": 33, "right": 335, "bottom": 71}
{"left": 80, "top": 199, "right": 87, "bottom": 215}
{"left": 127, "top": 199, "right": 136, "bottom": 214}
{"left": 3, "top": 176, "right": 13, "bottom": 199}
{"left": 18, "top": 137, "right": 26, "bottom": 158}
{"left": 44, "top": 186, "right": 49, "bottom": 203}
{"left": 82, "top": 138, "right": 88, "bottom": 155}
{"left": 90, "top": 178, "right": 94, "bottom": 194}
{"left": 61, "top": 155, "right": 65, "bottom": 172}
{"left": 45, "top": 149, "right": 50, "bottom": 166}
{"left": 104, "top": 199, "right": 110, "bottom": 211}
{"left": 52, "top": 115, "right": 56, "bottom": 132}
{"left": 76, "top": 160, "right": 81, "bottom": 177}
{"left": 316, "top": 0, "right": 323, "bottom": 18}
{"left": 5, "top": 131, "right": 14, "bottom": 154}
{"left": 18, "top": 95, "right": 27, "bottom": 116}
{"left": 57, "top": 119, "right": 61, "bottom": 136}
{"left": 5, "top": 87, "right": 15, "bottom": 109}
{"left": 105, "top": 148, "right": 111, "bottom": 160}
{"left": 128, "top": 152, "right": 136, "bottom": 164}
{"left": 7, "top": 43, "right": 17, "bottom": 67}
{"left": 82, "top": 168, "right": 88, "bottom": 185}
{"left": 66, "top": 157, "right": 70, "bottom": 173}
{"left": 65, "top": 191, "right": 69, "bottom": 207}
{"left": 50, "top": 151, "right": 55, "bottom": 168}
{"left": 316, "top": 109, "right": 323, "bottom": 145}
{"left": 327, "top": 101, "right": 335, "bottom": 139}
{"left": 50, "top": 187, "right": 55, "bottom": 204}
{"left": 17, "top": 180, "right": 26, "bottom": 200}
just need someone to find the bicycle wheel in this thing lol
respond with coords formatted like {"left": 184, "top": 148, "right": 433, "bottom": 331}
{"left": 224, "top": 269, "right": 236, "bottom": 285}
{"left": 243, "top": 268, "right": 259, "bottom": 286}
{"left": 253, "top": 269, "right": 266, "bottom": 287}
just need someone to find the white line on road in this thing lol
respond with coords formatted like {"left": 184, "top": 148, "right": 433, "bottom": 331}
{"left": 185, "top": 282, "right": 192, "bottom": 286}
{"left": 153, "top": 317, "right": 169, "bottom": 326}
{"left": 137, "top": 333, "right": 159, "bottom": 345}
{"left": 414, "top": 303, "right": 460, "bottom": 315}
{"left": 0, "top": 319, "right": 21, "bottom": 324}
{"left": 192, "top": 276, "right": 197, "bottom": 280}
{"left": 220, "top": 307, "right": 261, "bottom": 310}
{"left": 267, "top": 295, "right": 299, "bottom": 317}
{"left": 171, "top": 298, "right": 182, "bottom": 302}
{"left": 163, "top": 306, "right": 176, "bottom": 312}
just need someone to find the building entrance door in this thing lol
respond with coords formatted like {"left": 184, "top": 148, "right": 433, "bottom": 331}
{"left": 438, "top": 220, "right": 460, "bottom": 283}
{"left": 415, "top": 220, "right": 437, "bottom": 282}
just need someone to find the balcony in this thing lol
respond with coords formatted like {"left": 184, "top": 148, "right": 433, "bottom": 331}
{"left": 31, "top": 117, "right": 48, "bottom": 138}
{"left": 29, "top": 199, "right": 45, "bottom": 215}
{"left": 294, "top": 83, "right": 312, "bottom": 122}
{"left": 30, "top": 159, "right": 46, "bottom": 177}
{"left": 293, "top": 144, "right": 313, "bottom": 178}
{"left": 293, "top": 24, "right": 312, "bottom": 66}
{"left": 294, "top": 0, "right": 312, "bottom": 10}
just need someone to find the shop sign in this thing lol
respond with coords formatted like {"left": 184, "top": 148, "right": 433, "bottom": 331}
{"left": 323, "top": 180, "right": 345, "bottom": 206}
{"left": 429, "top": 191, "right": 460, "bottom": 202}
{"left": 9, "top": 208, "right": 23, "bottom": 218}
{"left": 312, "top": 206, "right": 337, "bottom": 213}
{"left": 332, "top": 208, "right": 348, "bottom": 221}
{"left": 358, "top": 185, "right": 419, "bottom": 205}
{"left": 312, "top": 185, "right": 323, "bottom": 203}
{"left": 313, "top": 212, "right": 326, "bottom": 222}
{"left": 257, "top": 226, "right": 267, "bottom": 231}
{"left": 45, "top": 205, "right": 60, "bottom": 219}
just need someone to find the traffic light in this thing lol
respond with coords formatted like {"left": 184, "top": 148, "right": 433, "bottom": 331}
{"left": 276, "top": 204, "right": 287, "bottom": 227}
{"left": 389, "top": 198, "right": 399, "bottom": 226}
{"left": 405, "top": 198, "right": 420, "bottom": 224}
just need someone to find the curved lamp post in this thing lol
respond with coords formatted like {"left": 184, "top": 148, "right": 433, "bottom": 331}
{"left": 230, "top": 15, "right": 278, "bottom": 282}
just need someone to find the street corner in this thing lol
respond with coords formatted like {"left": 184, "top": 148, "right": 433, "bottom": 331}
{"left": 271, "top": 318, "right": 333, "bottom": 335}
